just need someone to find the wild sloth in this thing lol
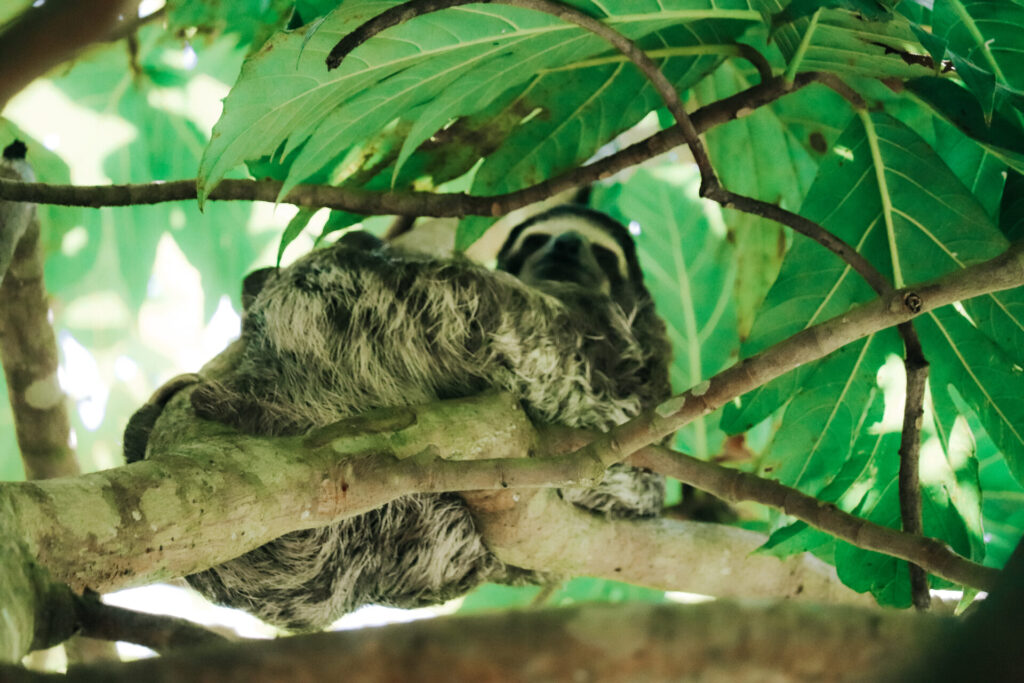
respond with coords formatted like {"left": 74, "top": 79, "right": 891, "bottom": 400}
{"left": 126, "top": 206, "right": 671, "bottom": 630}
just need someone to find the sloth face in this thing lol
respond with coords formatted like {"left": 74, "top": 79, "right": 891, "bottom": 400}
{"left": 497, "top": 207, "right": 639, "bottom": 306}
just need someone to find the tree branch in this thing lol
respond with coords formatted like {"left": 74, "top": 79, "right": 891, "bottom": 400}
{"left": 2, "top": 602, "right": 954, "bottom": 682}
{"left": 73, "top": 593, "right": 231, "bottom": 654}
{"left": 898, "top": 322, "right": 931, "bottom": 609}
{"left": 623, "top": 445, "right": 998, "bottom": 592}
{"left": 3, "top": 246, "right": 1018, "bottom": 602}
{"left": 0, "top": 146, "right": 78, "bottom": 480}
{"left": 0, "top": 0, "right": 135, "bottom": 111}
{"left": 0, "top": 72, "right": 828, "bottom": 217}
{"left": 567, "top": 242, "right": 1024, "bottom": 476}
{"left": 465, "top": 488, "right": 871, "bottom": 604}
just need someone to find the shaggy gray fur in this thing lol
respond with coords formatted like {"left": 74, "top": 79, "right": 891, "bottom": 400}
{"left": 154, "top": 209, "right": 670, "bottom": 630}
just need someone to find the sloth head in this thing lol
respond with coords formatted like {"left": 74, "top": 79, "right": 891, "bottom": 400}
{"left": 496, "top": 206, "right": 646, "bottom": 311}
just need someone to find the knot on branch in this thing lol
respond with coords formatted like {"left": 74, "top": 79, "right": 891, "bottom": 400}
{"left": 903, "top": 291, "right": 923, "bottom": 314}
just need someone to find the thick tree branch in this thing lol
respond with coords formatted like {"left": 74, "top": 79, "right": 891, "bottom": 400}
{"left": 2, "top": 246, "right": 1018, "bottom": 605}
{"left": 466, "top": 488, "right": 870, "bottom": 604}
{"left": 570, "top": 243, "right": 1024, "bottom": 470}
{"left": 0, "top": 147, "right": 78, "bottom": 480}
{"left": 1, "top": 602, "right": 954, "bottom": 682}
{"left": 73, "top": 593, "right": 231, "bottom": 654}
{"left": 0, "top": 0, "right": 135, "bottom": 111}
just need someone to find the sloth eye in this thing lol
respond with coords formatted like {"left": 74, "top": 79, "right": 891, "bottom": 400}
{"left": 592, "top": 245, "right": 620, "bottom": 276}
{"left": 521, "top": 234, "right": 550, "bottom": 254}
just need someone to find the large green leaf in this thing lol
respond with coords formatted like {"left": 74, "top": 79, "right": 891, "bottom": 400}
{"left": 593, "top": 165, "right": 739, "bottom": 459}
{"left": 692, "top": 59, "right": 854, "bottom": 337}
{"left": 456, "top": 21, "right": 740, "bottom": 248}
{"left": 754, "top": 0, "right": 937, "bottom": 78}
{"left": 921, "top": 307, "right": 1024, "bottom": 485}
{"left": 907, "top": 77, "right": 1024, "bottom": 175}
{"left": 200, "top": 0, "right": 760, "bottom": 201}
{"left": 932, "top": 0, "right": 1024, "bottom": 112}
{"left": 758, "top": 332, "right": 898, "bottom": 490}
{"left": 932, "top": 117, "right": 1007, "bottom": 218}
{"left": 726, "top": 111, "right": 1020, "bottom": 504}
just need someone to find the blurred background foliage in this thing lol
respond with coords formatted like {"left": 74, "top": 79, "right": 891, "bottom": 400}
{"left": 2, "top": 0, "right": 1023, "bottom": 635}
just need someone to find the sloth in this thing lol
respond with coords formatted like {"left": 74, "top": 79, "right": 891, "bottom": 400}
{"left": 126, "top": 205, "right": 671, "bottom": 630}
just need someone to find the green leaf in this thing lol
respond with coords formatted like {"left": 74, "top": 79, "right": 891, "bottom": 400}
{"left": 1000, "top": 169, "right": 1024, "bottom": 241}
{"left": 753, "top": 0, "right": 936, "bottom": 78}
{"left": 759, "top": 332, "right": 898, "bottom": 490}
{"left": 831, "top": 429, "right": 909, "bottom": 607}
{"left": 906, "top": 77, "right": 1024, "bottom": 174}
{"left": 921, "top": 306, "right": 1024, "bottom": 485}
{"left": 693, "top": 61, "right": 851, "bottom": 337}
{"left": 760, "top": 521, "right": 835, "bottom": 558}
{"left": 973, "top": 412, "right": 1024, "bottom": 568}
{"left": 276, "top": 208, "right": 317, "bottom": 265}
{"left": 909, "top": 22, "right": 948, "bottom": 66}
{"left": 592, "top": 165, "right": 739, "bottom": 459}
{"left": 200, "top": 0, "right": 761, "bottom": 201}
{"left": 932, "top": 0, "right": 1024, "bottom": 92}
{"left": 167, "top": 0, "right": 294, "bottom": 51}
{"left": 932, "top": 117, "right": 1007, "bottom": 217}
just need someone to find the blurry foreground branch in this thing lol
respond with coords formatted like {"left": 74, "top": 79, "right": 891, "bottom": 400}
{"left": 1, "top": 602, "right": 953, "bottom": 683}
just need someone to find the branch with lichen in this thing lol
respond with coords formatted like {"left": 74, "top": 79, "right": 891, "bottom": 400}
{"left": 0, "top": 148, "right": 79, "bottom": 480}
{"left": 3, "top": 244, "right": 1017, "bottom": 611}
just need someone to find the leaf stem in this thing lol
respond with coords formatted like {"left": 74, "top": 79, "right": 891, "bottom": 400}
{"left": 858, "top": 110, "right": 904, "bottom": 289}
{"left": 547, "top": 43, "right": 772, "bottom": 83}
{"left": 784, "top": 7, "right": 821, "bottom": 87}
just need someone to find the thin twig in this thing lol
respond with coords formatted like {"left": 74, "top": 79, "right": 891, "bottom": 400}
{"left": 898, "top": 322, "right": 931, "bottom": 608}
{"left": 535, "top": 424, "right": 999, "bottom": 591}
{"left": 560, "top": 242, "right": 1024, "bottom": 523}
{"left": 0, "top": 71, "right": 824, "bottom": 218}
{"left": 622, "top": 444, "right": 999, "bottom": 593}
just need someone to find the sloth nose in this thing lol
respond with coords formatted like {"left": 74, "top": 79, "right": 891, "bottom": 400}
{"left": 551, "top": 232, "right": 585, "bottom": 254}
